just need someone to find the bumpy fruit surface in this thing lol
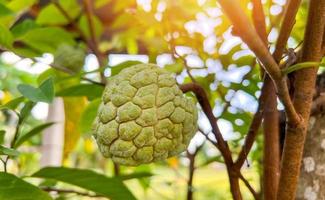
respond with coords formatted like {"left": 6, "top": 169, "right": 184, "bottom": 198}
{"left": 53, "top": 44, "right": 85, "bottom": 73}
{"left": 92, "top": 64, "right": 198, "bottom": 166}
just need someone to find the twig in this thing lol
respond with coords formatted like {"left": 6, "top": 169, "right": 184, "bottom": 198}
{"left": 235, "top": 75, "right": 267, "bottom": 168}
{"left": 81, "top": 0, "right": 107, "bottom": 84}
{"left": 179, "top": 83, "right": 231, "bottom": 161}
{"left": 179, "top": 83, "right": 242, "bottom": 200}
{"left": 113, "top": 162, "right": 120, "bottom": 176}
{"left": 53, "top": 0, "right": 107, "bottom": 83}
{"left": 238, "top": 173, "right": 260, "bottom": 200}
{"left": 41, "top": 187, "right": 102, "bottom": 197}
{"left": 82, "top": 0, "right": 98, "bottom": 53}
{"left": 198, "top": 127, "right": 218, "bottom": 148}
{"left": 186, "top": 142, "right": 205, "bottom": 200}
{"left": 273, "top": 0, "right": 302, "bottom": 63}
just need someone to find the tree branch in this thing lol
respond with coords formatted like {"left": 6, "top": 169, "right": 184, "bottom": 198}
{"left": 273, "top": 0, "right": 302, "bottom": 63}
{"left": 238, "top": 173, "right": 260, "bottom": 200}
{"left": 53, "top": 0, "right": 107, "bottom": 83}
{"left": 218, "top": 0, "right": 300, "bottom": 125}
{"left": 252, "top": 0, "right": 268, "bottom": 45}
{"left": 277, "top": 0, "right": 325, "bottom": 199}
{"left": 180, "top": 83, "right": 242, "bottom": 200}
{"left": 179, "top": 83, "right": 231, "bottom": 161}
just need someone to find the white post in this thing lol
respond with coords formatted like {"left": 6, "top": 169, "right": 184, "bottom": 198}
{"left": 40, "top": 98, "right": 65, "bottom": 167}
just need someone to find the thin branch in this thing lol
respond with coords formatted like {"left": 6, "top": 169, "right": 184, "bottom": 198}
{"left": 218, "top": 0, "right": 300, "bottom": 125}
{"left": 42, "top": 187, "right": 102, "bottom": 197}
{"left": 198, "top": 127, "right": 218, "bottom": 148}
{"left": 252, "top": 0, "right": 268, "bottom": 45}
{"left": 186, "top": 142, "right": 204, "bottom": 200}
{"left": 273, "top": 0, "right": 302, "bottom": 63}
{"left": 53, "top": 0, "right": 107, "bottom": 83}
{"left": 179, "top": 83, "right": 232, "bottom": 162}
{"left": 180, "top": 83, "right": 242, "bottom": 200}
{"left": 238, "top": 173, "right": 260, "bottom": 200}
{"left": 235, "top": 75, "right": 268, "bottom": 168}
{"left": 82, "top": 0, "right": 98, "bottom": 48}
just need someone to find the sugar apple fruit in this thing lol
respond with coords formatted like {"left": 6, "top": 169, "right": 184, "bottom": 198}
{"left": 53, "top": 44, "right": 85, "bottom": 73}
{"left": 92, "top": 63, "right": 198, "bottom": 166}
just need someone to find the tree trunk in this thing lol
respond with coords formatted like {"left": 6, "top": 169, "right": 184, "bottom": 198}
{"left": 297, "top": 114, "right": 325, "bottom": 199}
{"left": 296, "top": 72, "right": 325, "bottom": 199}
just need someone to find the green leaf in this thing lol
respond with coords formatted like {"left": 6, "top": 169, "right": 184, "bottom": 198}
{"left": 0, "top": 3, "right": 13, "bottom": 17}
{"left": 32, "top": 167, "right": 136, "bottom": 200}
{"left": 0, "top": 96, "right": 25, "bottom": 110}
{"left": 14, "top": 122, "right": 55, "bottom": 148}
{"left": 36, "top": 0, "right": 81, "bottom": 25}
{"left": 0, "top": 130, "right": 5, "bottom": 144}
{"left": 20, "top": 101, "right": 35, "bottom": 120}
{"left": 0, "top": 145, "right": 20, "bottom": 156}
{"left": 111, "top": 60, "right": 143, "bottom": 76}
{"left": 11, "top": 19, "right": 38, "bottom": 38}
{"left": 18, "top": 77, "right": 54, "bottom": 103}
{"left": 164, "top": 62, "right": 184, "bottom": 74}
{"left": 0, "top": 24, "right": 13, "bottom": 48}
{"left": 79, "top": 98, "right": 101, "bottom": 134}
{"left": 78, "top": 14, "right": 103, "bottom": 39}
{"left": 282, "top": 62, "right": 324, "bottom": 74}
{"left": 56, "top": 84, "right": 103, "bottom": 100}
{"left": 18, "top": 27, "right": 75, "bottom": 53}
{"left": 117, "top": 172, "right": 153, "bottom": 181}
{"left": 0, "top": 172, "right": 52, "bottom": 200}
{"left": 6, "top": 0, "right": 37, "bottom": 13}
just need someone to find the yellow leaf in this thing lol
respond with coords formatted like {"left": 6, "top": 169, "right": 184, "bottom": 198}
{"left": 63, "top": 97, "right": 87, "bottom": 159}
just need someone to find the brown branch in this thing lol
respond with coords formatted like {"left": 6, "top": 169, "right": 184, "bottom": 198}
{"left": 234, "top": 0, "right": 301, "bottom": 172}
{"left": 218, "top": 0, "right": 300, "bottom": 126}
{"left": 235, "top": 75, "right": 268, "bottom": 168}
{"left": 252, "top": 1, "right": 283, "bottom": 198}
{"left": 186, "top": 143, "right": 204, "bottom": 200}
{"left": 198, "top": 127, "right": 218, "bottom": 148}
{"left": 322, "top": 27, "right": 325, "bottom": 55}
{"left": 179, "top": 83, "right": 231, "bottom": 162}
{"left": 51, "top": 65, "right": 104, "bottom": 86}
{"left": 252, "top": 0, "right": 268, "bottom": 45}
{"left": 277, "top": 0, "right": 325, "bottom": 199}
{"left": 82, "top": 0, "right": 98, "bottom": 51}
{"left": 238, "top": 173, "right": 260, "bottom": 200}
{"left": 113, "top": 162, "right": 120, "bottom": 176}
{"left": 273, "top": 0, "right": 302, "bottom": 63}
{"left": 180, "top": 83, "right": 242, "bottom": 200}
{"left": 53, "top": 0, "right": 107, "bottom": 83}
{"left": 42, "top": 187, "right": 102, "bottom": 197}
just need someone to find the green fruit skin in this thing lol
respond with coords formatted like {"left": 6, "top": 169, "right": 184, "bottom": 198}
{"left": 92, "top": 63, "right": 198, "bottom": 166}
{"left": 53, "top": 44, "right": 85, "bottom": 73}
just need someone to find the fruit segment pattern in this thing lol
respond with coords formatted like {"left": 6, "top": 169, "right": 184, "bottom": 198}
{"left": 93, "top": 64, "right": 198, "bottom": 166}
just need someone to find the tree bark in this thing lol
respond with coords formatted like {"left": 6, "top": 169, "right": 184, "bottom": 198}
{"left": 297, "top": 114, "right": 325, "bottom": 199}
{"left": 262, "top": 77, "right": 280, "bottom": 200}
{"left": 277, "top": 1, "right": 325, "bottom": 199}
